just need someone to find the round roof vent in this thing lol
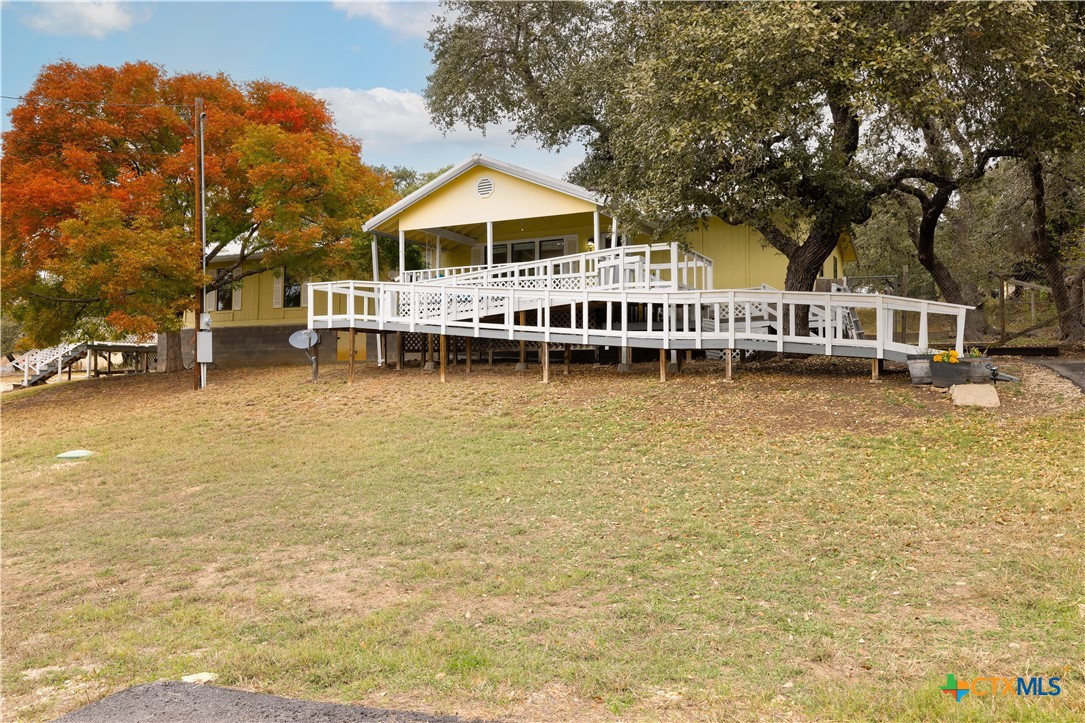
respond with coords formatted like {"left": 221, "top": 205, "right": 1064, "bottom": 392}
{"left": 476, "top": 177, "right": 494, "bottom": 198}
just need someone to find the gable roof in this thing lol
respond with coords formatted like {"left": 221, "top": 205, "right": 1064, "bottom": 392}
{"left": 363, "top": 154, "right": 603, "bottom": 233}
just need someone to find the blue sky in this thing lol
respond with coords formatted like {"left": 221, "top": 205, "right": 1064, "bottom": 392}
{"left": 1, "top": 1, "right": 585, "bottom": 176}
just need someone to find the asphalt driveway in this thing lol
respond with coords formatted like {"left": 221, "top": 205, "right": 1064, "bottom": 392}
{"left": 55, "top": 682, "right": 490, "bottom": 723}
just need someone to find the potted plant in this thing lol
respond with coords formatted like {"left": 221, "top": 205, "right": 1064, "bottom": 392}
{"left": 964, "top": 347, "right": 994, "bottom": 383}
{"left": 930, "top": 349, "right": 969, "bottom": 388}
{"left": 906, "top": 349, "right": 937, "bottom": 385}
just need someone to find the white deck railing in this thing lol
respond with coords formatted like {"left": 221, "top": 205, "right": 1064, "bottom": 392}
{"left": 399, "top": 243, "right": 714, "bottom": 292}
{"left": 307, "top": 281, "right": 970, "bottom": 360}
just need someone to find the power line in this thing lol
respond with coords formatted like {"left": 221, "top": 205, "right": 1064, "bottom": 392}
{"left": 1, "top": 95, "right": 191, "bottom": 109}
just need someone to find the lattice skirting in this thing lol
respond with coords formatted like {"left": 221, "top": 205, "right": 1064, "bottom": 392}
{"left": 392, "top": 332, "right": 594, "bottom": 353}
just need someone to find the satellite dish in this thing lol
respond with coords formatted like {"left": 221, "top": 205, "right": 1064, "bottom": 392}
{"left": 288, "top": 329, "right": 319, "bottom": 349}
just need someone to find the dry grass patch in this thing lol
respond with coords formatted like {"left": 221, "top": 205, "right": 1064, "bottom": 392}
{"left": 2, "top": 358, "right": 1083, "bottom": 722}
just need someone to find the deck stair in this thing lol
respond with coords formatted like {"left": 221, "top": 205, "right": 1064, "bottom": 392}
{"left": 11, "top": 343, "right": 87, "bottom": 387}
{"left": 10, "top": 339, "right": 159, "bottom": 387}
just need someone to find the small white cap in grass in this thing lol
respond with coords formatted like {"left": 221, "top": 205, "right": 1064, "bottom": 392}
{"left": 56, "top": 450, "right": 93, "bottom": 459}
{"left": 181, "top": 672, "right": 218, "bottom": 684}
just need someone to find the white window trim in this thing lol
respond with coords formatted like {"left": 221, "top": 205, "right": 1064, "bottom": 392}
{"left": 274, "top": 268, "right": 307, "bottom": 309}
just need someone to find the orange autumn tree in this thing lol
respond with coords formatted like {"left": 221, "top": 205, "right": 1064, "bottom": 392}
{"left": 1, "top": 61, "right": 395, "bottom": 368}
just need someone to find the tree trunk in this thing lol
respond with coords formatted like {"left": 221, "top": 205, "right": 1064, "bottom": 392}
{"left": 782, "top": 212, "right": 846, "bottom": 335}
{"left": 163, "top": 331, "right": 184, "bottom": 372}
{"left": 1029, "top": 160, "right": 1085, "bottom": 342}
{"left": 1068, "top": 266, "right": 1085, "bottom": 329}
{"left": 908, "top": 187, "right": 988, "bottom": 340}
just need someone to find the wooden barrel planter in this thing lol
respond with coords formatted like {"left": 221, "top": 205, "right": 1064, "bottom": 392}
{"left": 965, "top": 357, "right": 994, "bottom": 383}
{"left": 906, "top": 354, "right": 935, "bottom": 385}
{"left": 930, "top": 361, "right": 970, "bottom": 388}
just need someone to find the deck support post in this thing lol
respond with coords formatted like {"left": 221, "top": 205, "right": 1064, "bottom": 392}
{"left": 395, "top": 332, "right": 404, "bottom": 370}
{"left": 871, "top": 358, "right": 883, "bottom": 382}
{"left": 564, "top": 344, "right": 571, "bottom": 375}
{"left": 424, "top": 334, "right": 435, "bottom": 371}
{"left": 516, "top": 311, "right": 527, "bottom": 371}
{"left": 659, "top": 349, "right": 668, "bottom": 382}
{"left": 685, "top": 349, "right": 692, "bottom": 365}
{"left": 450, "top": 337, "right": 457, "bottom": 366}
{"left": 488, "top": 345, "right": 494, "bottom": 366}
{"left": 439, "top": 335, "right": 447, "bottom": 383}
{"left": 725, "top": 352, "right": 733, "bottom": 382}
{"left": 541, "top": 342, "right": 550, "bottom": 383}
{"left": 465, "top": 337, "right": 472, "bottom": 373}
{"left": 348, "top": 329, "right": 356, "bottom": 384}
{"left": 617, "top": 346, "right": 631, "bottom": 372}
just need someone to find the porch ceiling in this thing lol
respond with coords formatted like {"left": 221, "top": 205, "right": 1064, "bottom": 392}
{"left": 397, "top": 211, "right": 612, "bottom": 248}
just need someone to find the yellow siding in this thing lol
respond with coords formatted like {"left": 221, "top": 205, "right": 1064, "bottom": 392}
{"left": 188, "top": 265, "right": 310, "bottom": 328}
{"left": 395, "top": 166, "right": 596, "bottom": 231}
{"left": 682, "top": 217, "right": 787, "bottom": 289}
{"left": 681, "top": 218, "right": 849, "bottom": 289}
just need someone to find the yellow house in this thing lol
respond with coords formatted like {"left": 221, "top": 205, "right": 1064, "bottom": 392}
{"left": 366, "top": 154, "right": 852, "bottom": 288}
{"left": 173, "top": 154, "right": 855, "bottom": 368}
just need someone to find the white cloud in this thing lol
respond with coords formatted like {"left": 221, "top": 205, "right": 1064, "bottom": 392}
{"left": 315, "top": 86, "right": 585, "bottom": 178}
{"left": 332, "top": 1, "right": 440, "bottom": 40}
{"left": 25, "top": 1, "right": 143, "bottom": 38}
{"left": 315, "top": 86, "right": 518, "bottom": 155}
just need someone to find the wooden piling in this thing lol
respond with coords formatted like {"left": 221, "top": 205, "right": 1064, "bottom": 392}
{"left": 465, "top": 337, "right": 473, "bottom": 373}
{"left": 395, "top": 331, "right": 404, "bottom": 370}
{"left": 518, "top": 311, "right": 527, "bottom": 369}
{"left": 348, "top": 328, "right": 356, "bottom": 384}
{"left": 659, "top": 349, "right": 667, "bottom": 382}
{"left": 564, "top": 343, "right": 571, "bottom": 375}
{"left": 439, "top": 335, "right": 447, "bottom": 383}
{"left": 725, "top": 352, "right": 733, "bottom": 382}
{"left": 541, "top": 342, "right": 550, "bottom": 383}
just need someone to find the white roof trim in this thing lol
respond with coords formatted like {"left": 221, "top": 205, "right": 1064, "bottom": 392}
{"left": 363, "top": 154, "right": 603, "bottom": 232}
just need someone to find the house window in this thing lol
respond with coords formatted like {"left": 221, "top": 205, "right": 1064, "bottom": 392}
{"left": 487, "top": 236, "right": 576, "bottom": 266}
{"left": 215, "top": 272, "right": 233, "bottom": 311}
{"left": 511, "top": 241, "right": 536, "bottom": 263}
{"left": 283, "top": 272, "right": 302, "bottom": 308}
{"left": 539, "top": 239, "right": 565, "bottom": 259}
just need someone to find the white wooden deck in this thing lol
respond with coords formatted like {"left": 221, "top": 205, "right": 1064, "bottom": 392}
{"left": 308, "top": 244, "right": 970, "bottom": 363}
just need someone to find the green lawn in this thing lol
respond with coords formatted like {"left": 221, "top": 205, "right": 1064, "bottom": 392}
{"left": 2, "top": 358, "right": 1082, "bottom": 721}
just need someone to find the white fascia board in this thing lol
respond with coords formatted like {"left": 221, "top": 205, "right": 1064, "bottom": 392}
{"left": 363, "top": 154, "right": 604, "bottom": 233}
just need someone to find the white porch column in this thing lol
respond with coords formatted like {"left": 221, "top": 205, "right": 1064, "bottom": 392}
{"left": 486, "top": 221, "right": 494, "bottom": 268}
{"left": 593, "top": 209, "right": 600, "bottom": 250}
{"left": 436, "top": 236, "right": 442, "bottom": 270}
{"left": 370, "top": 235, "right": 379, "bottom": 282}
{"left": 398, "top": 229, "right": 406, "bottom": 281}
{"left": 372, "top": 234, "right": 383, "bottom": 366}
{"left": 611, "top": 216, "right": 618, "bottom": 248}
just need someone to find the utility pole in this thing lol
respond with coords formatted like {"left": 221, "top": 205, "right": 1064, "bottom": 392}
{"left": 193, "top": 98, "right": 207, "bottom": 390}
